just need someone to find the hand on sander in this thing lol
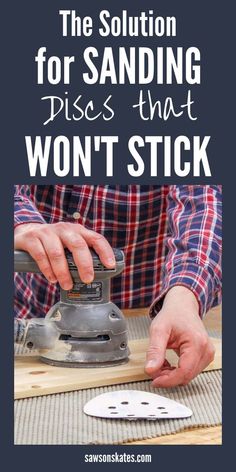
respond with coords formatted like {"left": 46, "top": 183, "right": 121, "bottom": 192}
{"left": 14, "top": 249, "right": 130, "bottom": 367}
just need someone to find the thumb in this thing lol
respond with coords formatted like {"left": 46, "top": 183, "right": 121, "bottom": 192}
{"left": 145, "top": 322, "right": 170, "bottom": 375}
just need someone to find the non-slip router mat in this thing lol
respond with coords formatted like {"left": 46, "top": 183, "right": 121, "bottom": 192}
{"left": 14, "top": 370, "right": 222, "bottom": 445}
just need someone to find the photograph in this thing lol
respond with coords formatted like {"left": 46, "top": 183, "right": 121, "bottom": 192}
{"left": 14, "top": 184, "right": 222, "bottom": 447}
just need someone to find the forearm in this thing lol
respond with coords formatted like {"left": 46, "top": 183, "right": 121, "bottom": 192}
{"left": 150, "top": 185, "right": 222, "bottom": 318}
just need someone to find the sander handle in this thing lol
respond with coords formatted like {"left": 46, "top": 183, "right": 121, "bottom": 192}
{"left": 14, "top": 250, "right": 41, "bottom": 273}
{"left": 14, "top": 249, "right": 125, "bottom": 277}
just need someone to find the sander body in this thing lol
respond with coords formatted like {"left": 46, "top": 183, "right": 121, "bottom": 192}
{"left": 14, "top": 249, "right": 130, "bottom": 367}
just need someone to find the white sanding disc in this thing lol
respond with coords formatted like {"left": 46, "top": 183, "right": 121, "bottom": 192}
{"left": 84, "top": 390, "right": 193, "bottom": 420}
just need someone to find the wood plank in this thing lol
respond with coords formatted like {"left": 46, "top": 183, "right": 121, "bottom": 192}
{"left": 126, "top": 425, "right": 222, "bottom": 445}
{"left": 14, "top": 337, "right": 221, "bottom": 400}
{"left": 203, "top": 306, "right": 222, "bottom": 333}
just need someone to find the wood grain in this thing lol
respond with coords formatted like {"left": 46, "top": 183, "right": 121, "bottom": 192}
{"left": 14, "top": 337, "right": 221, "bottom": 400}
{"left": 126, "top": 425, "right": 222, "bottom": 445}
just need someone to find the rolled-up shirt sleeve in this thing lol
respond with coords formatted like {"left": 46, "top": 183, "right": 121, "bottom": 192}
{"left": 149, "top": 185, "right": 222, "bottom": 318}
{"left": 14, "top": 185, "right": 46, "bottom": 227}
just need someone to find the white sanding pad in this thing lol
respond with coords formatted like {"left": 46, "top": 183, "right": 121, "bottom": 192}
{"left": 84, "top": 390, "right": 193, "bottom": 420}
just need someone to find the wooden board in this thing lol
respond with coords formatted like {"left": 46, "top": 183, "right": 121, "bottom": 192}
{"left": 126, "top": 425, "right": 222, "bottom": 445}
{"left": 14, "top": 337, "right": 221, "bottom": 400}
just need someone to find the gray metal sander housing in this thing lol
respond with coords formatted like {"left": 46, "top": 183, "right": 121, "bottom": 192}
{"left": 14, "top": 248, "right": 130, "bottom": 367}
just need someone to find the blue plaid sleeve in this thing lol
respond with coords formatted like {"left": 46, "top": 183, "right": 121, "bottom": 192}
{"left": 14, "top": 185, "right": 46, "bottom": 227}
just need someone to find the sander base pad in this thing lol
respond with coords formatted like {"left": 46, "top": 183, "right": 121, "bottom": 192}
{"left": 40, "top": 356, "right": 129, "bottom": 368}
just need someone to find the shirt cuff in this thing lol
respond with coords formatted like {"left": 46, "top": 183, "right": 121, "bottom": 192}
{"left": 149, "top": 262, "right": 219, "bottom": 319}
{"left": 14, "top": 197, "right": 46, "bottom": 228}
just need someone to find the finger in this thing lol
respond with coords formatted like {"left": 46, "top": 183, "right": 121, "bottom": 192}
{"left": 178, "top": 336, "right": 215, "bottom": 380}
{"left": 151, "top": 367, "right": 187, "bottom": 388}
{"left": 23, "top": 237, "right": 57, "bottom": 284}
{"left": 145, "top": 323, "right": 170, "bottom": 375}
{"left": 41, "top": 233, "right": 73, "bottom": 290}
{"left": 162, "top": 359, "right": 172, "bottom": 369}
{"left": 61, "top": 231, "right": 94, "bottom": 284}
{"left": 152, "top": 347, "right": 199, "bottom": 388}
{"left": 80, "top": 228, "right": 116, "bottom": 268}
{"left": 145, "top": 359, "right": 173, "bottom": 377}
{"left": 193, "top": 340, "right": 215, "bottom": 376}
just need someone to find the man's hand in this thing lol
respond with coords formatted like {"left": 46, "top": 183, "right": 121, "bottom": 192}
{"left": 145, "top": 286, "right": 215, "bottom": 387}
{"left": 14, "top": 222, "right": 115, "bottom": 289}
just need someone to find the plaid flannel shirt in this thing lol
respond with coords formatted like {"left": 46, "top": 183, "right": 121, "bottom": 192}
{"left": 14, "top": 185, "right": 222, "bottom": 319}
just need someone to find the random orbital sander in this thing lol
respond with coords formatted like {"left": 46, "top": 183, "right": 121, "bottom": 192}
{"left": 14, "top": 248, "right": 130, "bottom": 367}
